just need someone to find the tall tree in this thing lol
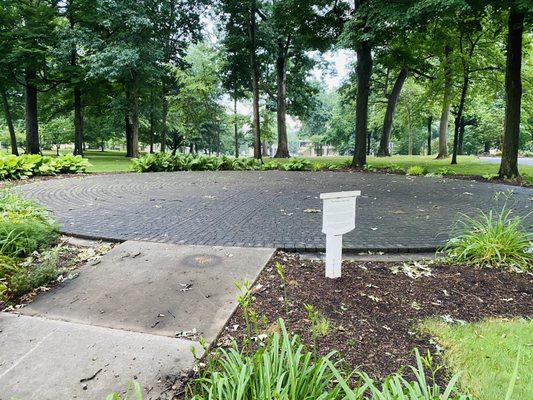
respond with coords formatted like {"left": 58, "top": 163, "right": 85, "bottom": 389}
{"left": 499, "top": 3, "right": 527, "bottom": 177}
{"left": 2, "top": 0, "right": 60, "bottom": 154}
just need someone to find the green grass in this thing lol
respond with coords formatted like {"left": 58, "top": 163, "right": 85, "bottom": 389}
{"left": 420, "top": 318, "right": 533, "bottom": 400}
{"left": 36, "top": 151, "right": 533, "bottom": 177}
{"left": 42, "top": 150, "right": 133, "bottom": 173}
{"left": 278, "top": 155, "right": 533, "bottom": 177}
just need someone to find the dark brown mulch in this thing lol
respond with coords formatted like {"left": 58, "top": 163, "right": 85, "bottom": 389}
{"left": 222, "top": 251, "right": 533, "bottom": 379}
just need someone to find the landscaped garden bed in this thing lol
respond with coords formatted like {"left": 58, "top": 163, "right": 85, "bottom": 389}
{"left": 221, "top": 252, "right": 532, "bottom": 379}
{"left": 0, "top": 187, "right": 112, "bottom": 310}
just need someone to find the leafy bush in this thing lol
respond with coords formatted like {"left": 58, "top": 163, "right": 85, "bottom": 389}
{"left": 386, "top": 163, "right": 405, "bottom": 174}
{"left": 444, "top": 194, "right": 532, "bottom": 271}
{"left": 0, "top": 189, "right": 58, "bottom": 257}
{"left": 132, "top": 153, "right": 259, "bottom": 172}
{"left": 437, "top": 167, "right": 456, "bottom": 176}
{"left": 0, "top": 154, "right": 90, "bottom": 180}
{"left": 407, "top": 166, "right": 427, "bottom": 176}
{"left": 281, "top": 158, "right": 312, "bottom": 171}
{"left": 0, "top": 251, "right": 59, "bottom": 304}
{"left": 262, "top": 160, "right": 283, "bottom": 170}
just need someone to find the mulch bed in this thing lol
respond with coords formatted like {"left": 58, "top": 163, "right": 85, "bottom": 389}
{"left": 221, "top": 251, "right": 533, "bottom": 379}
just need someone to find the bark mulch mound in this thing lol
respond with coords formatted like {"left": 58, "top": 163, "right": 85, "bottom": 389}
{"left": 221, "top": 251, "right": 533, "bottom": 379}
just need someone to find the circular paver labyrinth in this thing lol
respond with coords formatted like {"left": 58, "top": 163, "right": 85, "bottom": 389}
{"left": 20, "top": 171, "right": 532, "bottom": 252}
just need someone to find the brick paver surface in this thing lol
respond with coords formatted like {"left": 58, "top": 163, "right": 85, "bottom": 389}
{"left": 20, "top": 171, "right": 532, "bottom": 251}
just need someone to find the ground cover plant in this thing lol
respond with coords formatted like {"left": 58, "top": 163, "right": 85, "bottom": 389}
{"left": 0, "top": 188, "right": 58, "bottom": 257}
{"left": 0, "top": 154, "right": 90, "bottom": 181}
{"left": 0, "top": 188, "right": 73, "bottom": 307}
{"left": 444, "top": 192, "right": 532, "bottom": 271}
{"left": 421, "top": 318, "right": 532, "bottom": 400}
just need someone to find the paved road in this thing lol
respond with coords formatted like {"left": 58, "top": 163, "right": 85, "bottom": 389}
{"left": 479, "top": 157, "right": 533, "bottom": 166}
{"left": 20, "top": 171, "right": 532, "bottom": 252}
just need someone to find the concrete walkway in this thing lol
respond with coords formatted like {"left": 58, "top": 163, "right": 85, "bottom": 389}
{"left": 0, "top": 241, "right": 274, "bottom": 399}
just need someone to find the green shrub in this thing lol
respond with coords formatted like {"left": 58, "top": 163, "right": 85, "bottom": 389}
{"left": 231, "top": 157, "right": 261, "bottom": 171}
{"left": 281, "top": 158, "right": 312, "bottom": 171}
{"left": 386, "top": 163, "right": 405, "bottom": 174}
{"left": 444, "top": 195, "right": 532, "bottom": 271}
{"left": 262, "top": 160, "right": 283, "bottom": 170}
{"left": 0, "top": 154, "right": 90, "bottom": 180}
{"left": 0, "top": 189, "right": 58, "bottom": 257}
{"left": 437, "top": 167, "right": 456, "bottom": 176}
{"left": 364, "top": 163, "right": 377, "bottom": 172}
{"left": 132, "top": 153, "right": 260, "bottom": 172}
{"left": 407, "top": 165, "right": 427, "bottom": 176}
{"left": 0, "top": 247, "right": 61, "bottom": 304}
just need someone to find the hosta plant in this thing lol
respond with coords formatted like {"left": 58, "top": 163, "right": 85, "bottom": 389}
{"left": 407, "top": 166, "right": 427, "bottom": 176}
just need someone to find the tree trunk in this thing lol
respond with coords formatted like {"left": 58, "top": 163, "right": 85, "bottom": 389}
{"left": 24, "top": 69, "right": 40, "bottom": 154}
{"left": 129, "top": 72, "right": 140, "bottom": 158}
{"left": 499, "top": 9, "right": 524, "bottom": 178}
{"left": 149, "top": 90, "right": 155, "bottom": 154}
{"left": 73, "top": 86, "right": 84, "bottom": 156}
{"left": 367, "top": 131, "right": 371, "bottom": 155}
{"left": 377, "top": 68, "right": 408, "bottom": 156}
{"left": 274, "top": 42, "right": 290, "bottom": 158}
{"left": 125, "top": 113, "right": 133, "bottom": 157}
{"left": 161, "top": 81, "right": 168, "bottom": 153}
{"left": 458, "top": 117, "right": 465, "bottom": 155}
{"left": 351, "top": 41, "right": 372, "bottom": 168}
{"left": 436, "top": 45, "right": 452, "bottom": 159}
{"left": 1, "top": 89, "right": 18, "bottom": 155}
{"left": 262, "top": 140, "right": 268, "bottom": 157}
{"left": 248, "top": 0, "right": 261, "bottom": 160}
{"left": 452, "top": 73, "right": 470, "bottom": 164}
{"left": 427, "top": 116, "right": 432, "bottom": 155}
{"left": 233, "top": 96, "right": 239, "bottom": 157}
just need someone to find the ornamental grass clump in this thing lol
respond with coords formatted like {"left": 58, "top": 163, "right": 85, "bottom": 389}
{"left": 444, "top": 193, "right": 532, "bottom": 271}
{"left": 190, "top": 319, "right": 345, "bottom": 400}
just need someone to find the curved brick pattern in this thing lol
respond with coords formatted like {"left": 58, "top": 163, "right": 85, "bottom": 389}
{"left": 20, "top": 171, "right": 532, "bottom": 252}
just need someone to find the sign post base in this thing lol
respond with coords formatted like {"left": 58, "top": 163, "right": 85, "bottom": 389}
{"left": 325, "top": 234, "right": 343, "bottom": 278}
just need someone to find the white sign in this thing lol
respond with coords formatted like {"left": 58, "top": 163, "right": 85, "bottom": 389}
{"left": 320, "top": 191, "right": 360, "bottom": 278}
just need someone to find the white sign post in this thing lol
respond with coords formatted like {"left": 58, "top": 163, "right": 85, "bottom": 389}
{"left": 320, "top": 191, "right": 361, "bottom": 278}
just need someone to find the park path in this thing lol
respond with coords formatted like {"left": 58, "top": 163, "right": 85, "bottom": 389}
{"left": 20, "top": 171, "right": 533, "bottom": 252}
{"left": 0, "top": 241, "right": 274, "bottom": 399}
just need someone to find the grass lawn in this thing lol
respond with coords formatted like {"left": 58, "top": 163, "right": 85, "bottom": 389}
{"left": 421, "top": 318, "right": 533, "bottom": 400}
{"left": 288, "top": 155, "right": 533, "bottom": 177}
{"left": 41, "top": 149, "right": 133, "bottom": 173}
{"left": 25, "top": 150, "right": 533, "bottom": 177}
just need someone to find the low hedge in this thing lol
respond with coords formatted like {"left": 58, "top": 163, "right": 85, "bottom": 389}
{"left": 0, "top": 154, "right": 90, "bottom": 180}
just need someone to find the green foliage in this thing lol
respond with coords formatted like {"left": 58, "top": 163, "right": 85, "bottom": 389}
{"left": 280, "top": 159, "right": 312, "bottom": 171}
{"left": 444, "top": 193, "right": 532, "bottom": 271}
{"left": 0, "top": 249, "right": 60, "bottom": 304}
{"left": 0, "top": 189, "right": 58, "bottom": 257}
{"left": 190, "top": 319, "right": 345, "bottom": 400}
{"left": 131, "top": 153, "right": 261, "bottom": 172}
{"left": 420, "top": 318, "right": 532, "bottom": 400}
{"left": 385, "top": 164, "right": 405, "bottom": 174}
{"left": 0, "top": 154, "right": 89, "bottom": 181}
{"left": 106, "top": 381, "right": 144, "bottom": 400}
{"left": 406, "top": 165, "right": 427, "bottom": 176}
{"left": 327, "top": 349, "right": 472, "bottom": 400}
{"left": 437, "top": 167, "right": 456, "bottom": 176}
